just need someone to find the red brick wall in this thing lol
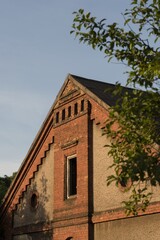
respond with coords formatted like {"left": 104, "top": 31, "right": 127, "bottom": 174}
{"left": 2, "top": 77, "right": 160, "bottom": 240}
{"left": 53, "top": 223, "right": 89, "bottom": 240}
{"left": 52, "top": 92, "right": 108, "bottom": 239}
{"left": 53, "top": 96, "right": 91, "bottom": 238}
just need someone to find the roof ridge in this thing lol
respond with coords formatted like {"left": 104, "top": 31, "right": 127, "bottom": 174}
{"left": 70, "top": 74, "right": 116, "bottom": 87}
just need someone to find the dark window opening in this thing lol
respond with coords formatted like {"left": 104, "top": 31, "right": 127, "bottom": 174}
{"left": 56, "top": 112, "right": 59, "bottom": 123}
{"left": 68, "top": 106, "right": 71, "bottom": 117}
{"left": 62, "top": 109, "right": 65, "bottom": 121}
{"left": 74, "top": 103, "right": 78, "bottom": 115}
{"left": 119, "top": 177, "right": 127, "bottom": 188}
{"left": 81, "top": 100, "right": 84, "bottom": 111}
{"left": 67, "top": 157, "right": 77, "bottom": 197}
{"left": 31, "top": 193, "right": 38, "bottom": 208}
{"left": 118, "top": 172, "right": 132, "bottom": 191}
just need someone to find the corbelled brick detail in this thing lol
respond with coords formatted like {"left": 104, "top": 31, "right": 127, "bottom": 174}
{"left": 1, "top": 74, "right": 159, "bottom": 240}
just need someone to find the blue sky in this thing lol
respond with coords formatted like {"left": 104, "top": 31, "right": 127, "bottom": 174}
{"left": 0, "top": 0, "right": 130, "bottom": 177}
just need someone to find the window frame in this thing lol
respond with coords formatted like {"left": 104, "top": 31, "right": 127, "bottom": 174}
{"left": 66, "top": 155, "right": 77, "bottom": 198}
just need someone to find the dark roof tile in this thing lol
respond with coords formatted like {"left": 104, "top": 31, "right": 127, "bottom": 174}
{"left": 71, "top": 74, "right": 133, "bottom": 106}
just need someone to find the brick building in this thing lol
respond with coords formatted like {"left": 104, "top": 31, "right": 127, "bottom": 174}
{"left": 1, "top": 74, "right": 160, "bottom": 240}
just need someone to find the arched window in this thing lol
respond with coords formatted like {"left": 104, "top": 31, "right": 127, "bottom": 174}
{"left": 30, "top": 192, "right": 38, "bottom": 209}
{"left": 66, "top": 237, "right": 73, "bottom": 240}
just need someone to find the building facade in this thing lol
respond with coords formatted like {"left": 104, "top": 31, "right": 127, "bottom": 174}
{"left": 1, "top": 74, "right": 160, "bottom": 240}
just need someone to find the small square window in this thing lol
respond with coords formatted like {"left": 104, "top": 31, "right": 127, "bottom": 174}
{"left": 67, "top": 156, "right": 77, "bottom": 197}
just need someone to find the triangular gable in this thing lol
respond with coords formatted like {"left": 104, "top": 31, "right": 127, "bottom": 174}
{"left": 54, "top": 76, "right": 82, "bottom": 108}
{"left": 0, "top": 73, "right": 115, "bottom": 217}
{"left": 60, "top": 78, "right": 78, "bottom": 99}
{"left": 54, "top": 74, "right": 114, "bottom": 112}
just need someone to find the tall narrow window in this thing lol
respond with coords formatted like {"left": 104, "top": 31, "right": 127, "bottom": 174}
{"left": 68, "top": 106, "right": 71, "bottom": 117}
{"left": 81, "top": 100, "right": 84, "bottom": 112}
{"left": 56, "top": 112, "right": 59, "bottom": 123}
{"left": 62, "top": 109, "right": 65, "bottom": 121}
{"left": 74, "top": 103, "right": 78, "bottom": 115}
{"left": 67, "top": 156, "right": 77, "bottom": 197}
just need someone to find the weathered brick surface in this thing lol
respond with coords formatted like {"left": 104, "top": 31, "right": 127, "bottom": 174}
{"left": 1, "top": 76, "right": 160, "bottom": 240}
{"left": 52, "top": 95, "right": 91, "bottom": 238}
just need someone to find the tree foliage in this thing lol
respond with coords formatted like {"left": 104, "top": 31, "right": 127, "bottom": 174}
{"left": 0, "top": 173, "right": 16, "bottom": 205}
{"left": 71, "top": 0, "right": 160, "bottom": 215}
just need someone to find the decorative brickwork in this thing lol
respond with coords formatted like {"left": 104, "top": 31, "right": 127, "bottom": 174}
{"left": 1, "top": 74, "right": 160, "bottom": 240}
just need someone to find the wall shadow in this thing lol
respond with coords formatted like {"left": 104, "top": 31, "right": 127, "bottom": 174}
{"left": 2, "top": 173, "right": 53, "bottom": 240}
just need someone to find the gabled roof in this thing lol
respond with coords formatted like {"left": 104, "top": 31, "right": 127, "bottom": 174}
{"left": 70, "top": 74, "right": 133, "bottom": 107}
{"left": 1, "top": 73, "right": 132, "bottom": 215}
{"left": 71, "top": 74, "right": 118, "bottom": 106}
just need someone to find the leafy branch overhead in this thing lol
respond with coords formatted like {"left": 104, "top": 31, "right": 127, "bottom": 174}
{"left": 71, "top": 0, "right": 160, "bottom": 215}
